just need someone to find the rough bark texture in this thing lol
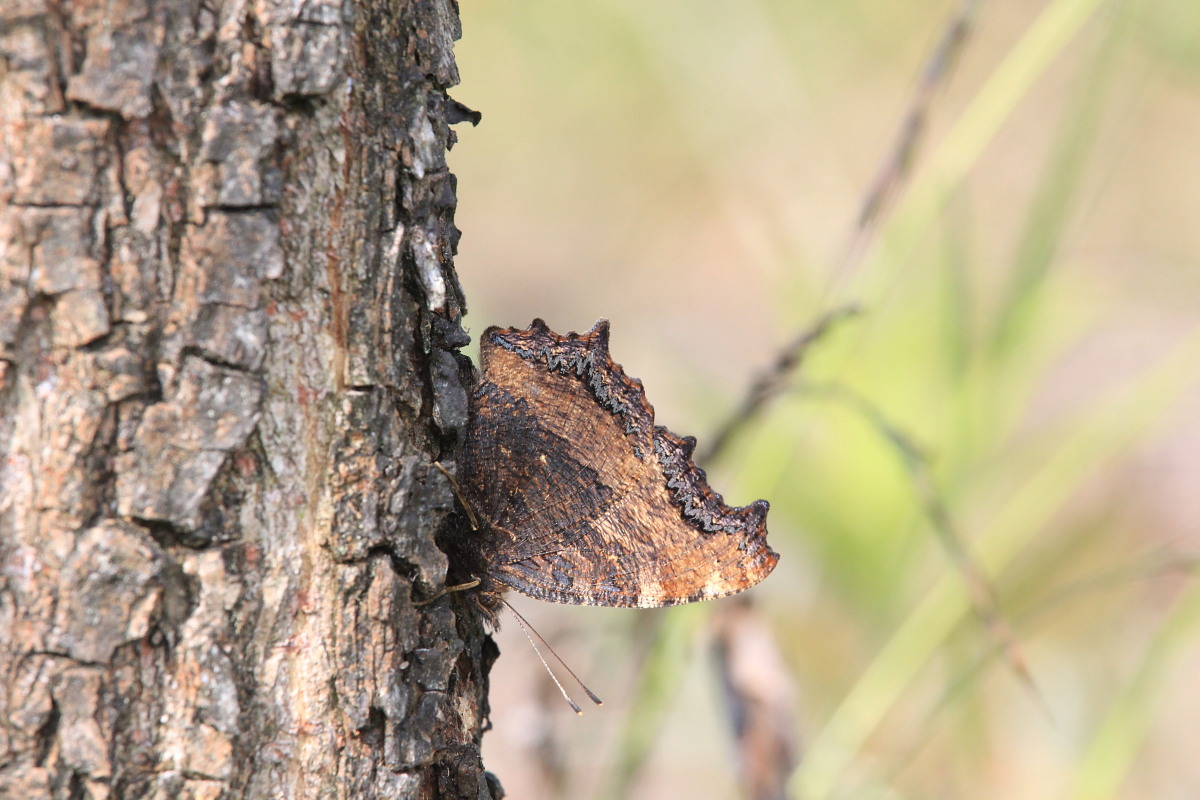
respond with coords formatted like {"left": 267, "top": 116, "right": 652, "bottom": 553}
{"left": 0, "top": 0, "right": 497, "bottom": 798}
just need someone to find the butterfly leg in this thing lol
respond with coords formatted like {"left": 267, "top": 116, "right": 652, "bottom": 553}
{"left": 413, "top": 577, "right": 483, "bottom": 606}
{"left": 433, "top": 461, "right": 481, "bottom": 530}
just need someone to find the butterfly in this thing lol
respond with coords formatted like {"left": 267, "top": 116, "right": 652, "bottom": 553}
{"left": 442, "top": 319, "right": 778, "bottom": 626}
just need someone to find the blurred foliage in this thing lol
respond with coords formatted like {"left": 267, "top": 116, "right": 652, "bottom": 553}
{"left": 451, "top": 1, "right": 1200, "bottom": 799}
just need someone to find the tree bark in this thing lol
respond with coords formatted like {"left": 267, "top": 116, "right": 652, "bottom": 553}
{"left": 0, "top": 0, "right": 496, "bottom": 797}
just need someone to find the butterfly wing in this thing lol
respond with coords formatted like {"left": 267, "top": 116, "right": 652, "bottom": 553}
{"left": 458, "top": 319, "right": 778, "bottom": 608}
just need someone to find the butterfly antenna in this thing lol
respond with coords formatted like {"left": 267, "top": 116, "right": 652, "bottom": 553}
{"left": 503, "top": 600, "right": 604, "bottom": 714}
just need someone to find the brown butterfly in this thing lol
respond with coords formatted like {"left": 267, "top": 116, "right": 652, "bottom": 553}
{"left": 443, "top": 319, "right": 778, "bottom": 626}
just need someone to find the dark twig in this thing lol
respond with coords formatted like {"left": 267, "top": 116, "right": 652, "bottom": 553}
{"left": 699, "top": 305, "right": 860, "bottom": 464}
{"left": 837, "top": 0, "right": 983, "bottom": 277}
{"left": 713, "top": 598, "right": 798, "bottom": 800}
{"left": 704, "top": 2, "right": 982, "bottom": 464}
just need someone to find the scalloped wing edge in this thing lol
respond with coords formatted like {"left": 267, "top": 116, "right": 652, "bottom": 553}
{"left": 483, "top": 319, "right": 778, "bottom": 573}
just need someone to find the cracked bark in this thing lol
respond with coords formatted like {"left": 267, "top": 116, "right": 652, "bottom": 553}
{"left": 0, "top": 0, "right": 497, "bottom": 798}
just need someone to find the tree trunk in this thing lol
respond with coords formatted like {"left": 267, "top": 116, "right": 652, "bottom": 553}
{"left": 0, "top": 0, "right": 496, "bottom": 797}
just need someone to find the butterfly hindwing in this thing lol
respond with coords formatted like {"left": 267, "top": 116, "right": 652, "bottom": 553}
{"left": 458, "top": 319, "right": 778, "bottom": 608}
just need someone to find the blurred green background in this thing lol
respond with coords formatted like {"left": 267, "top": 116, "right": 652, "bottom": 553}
{"left": 449, "top": 1, "right": 1200, "bottom": 798}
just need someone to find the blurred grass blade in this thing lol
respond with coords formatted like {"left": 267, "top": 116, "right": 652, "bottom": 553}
{"left": 834, "top": 0, "right": 1107, "bottom": 304}
{"left": 1066, "top": 580, "right": 1200, "bottom": 800}
{"left": 598, "top": 604, "right": 709, "bottom": 800}
{"left": 818, "top": 384, "right": 1048, "bottom": 714}
{"left": 991, "top": 1, "right": 1131, "bottom": 358}
{"left": 791, "top": 324, "right": 1200, "bottom": 800}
